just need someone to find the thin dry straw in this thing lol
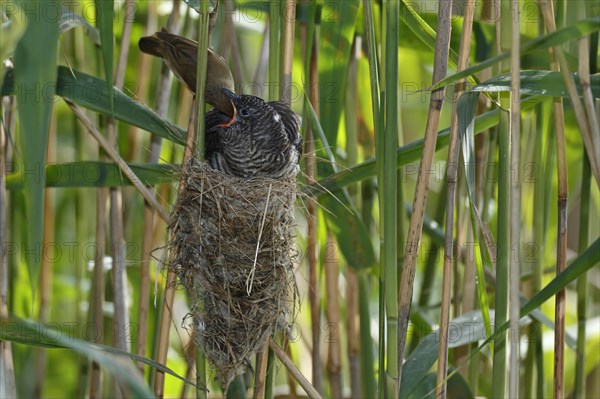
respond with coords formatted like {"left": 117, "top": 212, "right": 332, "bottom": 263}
{"left": 67, "top": 102, "right": 170, "bottom": 222}
{"left": 537, "top": 2, "right": 569, "bottom": 397}
{"left": 396, "top": 1, "right": 454, "bottom": 396}
{"left": 247, "top": 183, "right": 273, "bottom": 295}
{"left": 269, "top": 338, "right": 322, "bottom": 399}
{"left": 436, "top": 1, "right": 476, "bottom": 396}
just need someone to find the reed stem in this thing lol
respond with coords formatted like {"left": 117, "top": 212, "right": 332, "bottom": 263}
{"left": 396, "top": 2, "right": 453, "bottom": 396}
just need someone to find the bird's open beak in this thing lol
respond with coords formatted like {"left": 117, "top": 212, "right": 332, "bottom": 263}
{"left": 215, "top": 88, "right": 238, "bottom": 127}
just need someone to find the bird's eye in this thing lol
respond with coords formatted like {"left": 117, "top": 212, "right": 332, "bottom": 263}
{"left": 240, "top": 108, "right": 250, "bottom": 117}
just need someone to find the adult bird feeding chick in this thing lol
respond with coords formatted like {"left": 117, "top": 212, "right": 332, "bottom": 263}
{"left": 139, "top": 29, "right": 302, "bottom": 179}
{"left": 140, "top": 29, "right": 301, "bottom": 389}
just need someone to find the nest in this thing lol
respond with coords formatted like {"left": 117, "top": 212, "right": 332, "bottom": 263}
{"left": 168, "top": 159, "right": 298, "bottom": 390}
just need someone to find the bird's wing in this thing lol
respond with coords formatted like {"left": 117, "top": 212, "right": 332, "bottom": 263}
{"left": 140, "top": 29, "right": 235, "bottom": 115}
{"left": 268, "top": 101, "right": 302, "bottom": 155}
{"left": 151, "top": 30, "right": 198, "bottom": 91}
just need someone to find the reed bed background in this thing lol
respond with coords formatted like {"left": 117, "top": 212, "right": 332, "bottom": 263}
{"left": 1, "top": 0, "right": 599, "bottom": 398}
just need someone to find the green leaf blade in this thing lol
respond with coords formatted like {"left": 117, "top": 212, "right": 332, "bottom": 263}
{"left": 95, "top": 0, "right": 114, "bottom": 113}
{"left": 6, "top": 162, "right": 175, "bottom": 189}
{"left": 0, "top": 317, "right": 155, "bottom": 397}
{"left": 13, "top": 0, "right": 60, "bottom": 295}
{"left": 318, "top": 0, "right": 359, "bottom": 144}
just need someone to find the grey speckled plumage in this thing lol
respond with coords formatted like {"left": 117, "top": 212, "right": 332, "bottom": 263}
{"left": 139, "top": 30, "right": 301, "bottom": 179}
{"left": 205, "top": 91, "right": 302, "bottom": 179}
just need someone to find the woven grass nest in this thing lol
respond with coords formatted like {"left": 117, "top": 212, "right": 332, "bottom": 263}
{"left": 168, "top": 159, "right": 299, "bottom": 390}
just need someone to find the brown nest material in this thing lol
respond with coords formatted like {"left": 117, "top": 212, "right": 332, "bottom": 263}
{"left": 168, "top": 159, "right": 298, "bottom": 389}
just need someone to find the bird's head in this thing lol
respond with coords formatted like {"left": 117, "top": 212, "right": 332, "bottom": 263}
{"left": 206, "top": 89, "right": 302, "bottom": 178}
{"left": 211, "top": 88, "right": 302, "bottom": 160}
{"left": 215, "top": 89, "right": 285, "bottom": 133}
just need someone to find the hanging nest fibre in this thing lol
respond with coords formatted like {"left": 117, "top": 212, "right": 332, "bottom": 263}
{"left": 168, "top": 159, "right": 298, "bottom": 389}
